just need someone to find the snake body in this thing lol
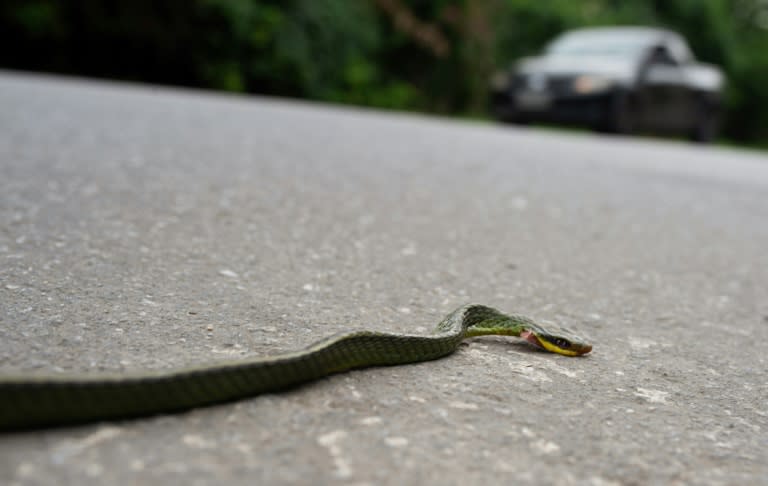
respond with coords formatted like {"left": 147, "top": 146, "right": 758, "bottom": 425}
{"left": 0, "top": 305, "right": 591, "bottom": 431}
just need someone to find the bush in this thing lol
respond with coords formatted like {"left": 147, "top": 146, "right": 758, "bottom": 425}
{"left": 1, "top": 0, "right": 765, "bottom": 144}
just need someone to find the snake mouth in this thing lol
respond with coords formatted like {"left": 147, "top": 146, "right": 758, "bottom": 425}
{"left": 520, "top": 330, "right": 545, "bottom": 349}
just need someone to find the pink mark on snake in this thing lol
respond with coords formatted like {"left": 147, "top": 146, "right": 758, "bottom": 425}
{"left": 520, "top": 329, "right": 544, "bottom": 349}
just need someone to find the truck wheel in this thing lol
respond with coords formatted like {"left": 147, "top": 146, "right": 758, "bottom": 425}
{"left": 597, "top": 91, "right": 636, "bottom": 135}
{"left": 689, "top": 99, "right": 719, "bottom": 143}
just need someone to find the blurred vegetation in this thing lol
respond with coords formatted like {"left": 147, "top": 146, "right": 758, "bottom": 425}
{"left": 1, "top": 0, "right": 766, "bottom": 144}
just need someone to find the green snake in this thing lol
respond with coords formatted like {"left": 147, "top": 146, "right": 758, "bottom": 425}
{"left": 0, "top": 304, "right": 591, "bottom": 431}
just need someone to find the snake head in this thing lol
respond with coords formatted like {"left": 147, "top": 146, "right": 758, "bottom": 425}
{"left": 520, "top": 329, "right": 592, "bottom": 356}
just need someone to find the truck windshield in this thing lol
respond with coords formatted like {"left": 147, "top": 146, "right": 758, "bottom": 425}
{"left": 546, "top": 32, "right": 651, "bottom": 58}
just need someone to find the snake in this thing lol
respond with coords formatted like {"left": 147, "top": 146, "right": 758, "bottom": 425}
{"left": 0, "top": 304, "right": 591, "bottom": 431}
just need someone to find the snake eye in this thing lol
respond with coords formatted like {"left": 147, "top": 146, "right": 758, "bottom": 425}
{"left": 555, "top": 338, "right": 571, "bottom": 349}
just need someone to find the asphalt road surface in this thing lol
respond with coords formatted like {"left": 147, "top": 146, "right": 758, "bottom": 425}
{"left": 1, "top": 72, "right": 767, "bottom": 485}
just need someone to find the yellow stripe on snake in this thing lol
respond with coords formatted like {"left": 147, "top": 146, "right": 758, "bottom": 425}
{"left": 0, "top": 304, "right": 591, "bottom": 431}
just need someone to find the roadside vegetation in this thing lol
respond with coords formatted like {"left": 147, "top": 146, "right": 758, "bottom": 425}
{"left": 1, "top": 0, "right": 766, "bottom": 145}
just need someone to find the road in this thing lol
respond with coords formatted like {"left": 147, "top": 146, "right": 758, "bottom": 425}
{"left": 1, "top": 71, "right": 767, "bottom": 485}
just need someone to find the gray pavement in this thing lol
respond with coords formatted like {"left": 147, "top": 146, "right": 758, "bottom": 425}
{"left": 0, "top": 71, "right": 767, "bottom": 485}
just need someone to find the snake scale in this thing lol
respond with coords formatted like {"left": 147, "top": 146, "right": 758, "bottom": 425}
{"left": 0, "top": 304, "right": 591, "bottom": 431}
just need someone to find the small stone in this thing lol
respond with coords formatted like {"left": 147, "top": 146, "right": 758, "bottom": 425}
{"left": 182, "top": 434, "right": 214, "bottom": 449}
{"left": 360, "top": 416, "right": 383, "bottom": 426}
{"left": 384, "top": 437, "right": 409, "bottom": 448}
{"left": 448, "top": 401, "right": 479, "bottom": 410}
{"left": 531, "top": 439, "right": 560, "bottom": 455}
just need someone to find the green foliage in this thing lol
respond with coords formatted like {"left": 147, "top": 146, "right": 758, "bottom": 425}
{"left": 0, "top": 0, "right": 766, "bottom": 143}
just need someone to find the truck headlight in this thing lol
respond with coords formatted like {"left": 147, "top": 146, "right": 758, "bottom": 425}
{"left": 573, "top": 75, "right": 614, "bottom": 94}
